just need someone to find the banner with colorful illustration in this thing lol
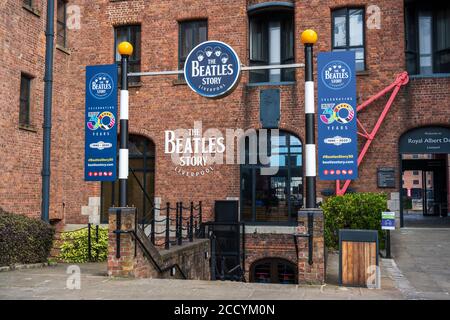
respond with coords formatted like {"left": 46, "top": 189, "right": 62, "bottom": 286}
{"left": 317, "top": 51, "right": 358, "bottom": 180}
{"left": 85, "top": 64, "right": 118, "bottom": 181}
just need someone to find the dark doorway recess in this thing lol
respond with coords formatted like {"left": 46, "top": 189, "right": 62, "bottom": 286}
{"left": 206, "top": 200, "right": 245, "bottom": 281}
{"left": 250, "top": 258, "right": 298, "bottom": 284}
{"left": 100, "top": 134, "right": 155, "bottom": 224}
{"left": 399, "top": 126, "right": 450, "bottom": 228}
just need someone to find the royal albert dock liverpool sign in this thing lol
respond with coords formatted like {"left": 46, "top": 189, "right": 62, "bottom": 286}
{"left": 184, "top": 41, "right": 241, "bottom": 98}
{"left": 317, "top": 51, "right": 358, "bottom": 180}
{"left": 84, "top": 64, "right": 118, "bottom": 181}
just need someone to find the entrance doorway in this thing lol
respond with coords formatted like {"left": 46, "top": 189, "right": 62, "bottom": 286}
{"left": 399, "top": 127, "right": 450, "bottom": 227}
{"left": 100, "top": 134, "right": 155, "bottom": 223}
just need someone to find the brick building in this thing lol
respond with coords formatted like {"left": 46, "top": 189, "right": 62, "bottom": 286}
{"left": 0, "top": 0, "right": 449, "bottom": 283}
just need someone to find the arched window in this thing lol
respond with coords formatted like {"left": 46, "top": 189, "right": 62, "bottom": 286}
{"left": 248, "top": 4, "right": 295, "bottom": 83}
{"left": 250, "top": 258, "right": 297, "bottom": 284}
{"left": 241, "top": 130, "right": 302, "bottom": 223}
{"left": 100, "top": 134, "right": 155, "bottom": 223}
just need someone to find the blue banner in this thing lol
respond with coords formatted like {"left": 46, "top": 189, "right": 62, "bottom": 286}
{"left": 85, "top": 64, "right": 118, "bottom": 181}
{"left": 317, "top": 51, "right": 358, "bottom": 180}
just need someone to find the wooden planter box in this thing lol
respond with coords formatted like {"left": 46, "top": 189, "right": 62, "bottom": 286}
{"left": 338, "top": 229, "right": 379, "bottom": 287}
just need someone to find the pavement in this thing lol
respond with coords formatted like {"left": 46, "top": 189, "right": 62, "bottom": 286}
{"left": 0, "top": 228, "right": 448, "bottom": 300}
{"left": 390, "top": 227, "right": 450, "bottom": 299}
{"left": 0, "top": 254, "right": 402, "bottom": 300}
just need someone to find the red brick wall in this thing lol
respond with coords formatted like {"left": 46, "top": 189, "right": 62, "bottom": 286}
{"left": 244, "top": 211, "right": 325, "bottom": 284}
{"left": 1, "top": 0, "right": 449, "bottom": 260}
{"left": 0, "top": 0, "right": 99, "bottom": 223}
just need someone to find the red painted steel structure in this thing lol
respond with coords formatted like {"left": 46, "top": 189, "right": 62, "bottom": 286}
{"left": 335, "top": 71, "right": 410, "bottom": 196}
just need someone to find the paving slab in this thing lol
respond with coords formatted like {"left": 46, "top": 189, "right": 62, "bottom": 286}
{"left": 390, "top": 228, "right": 450, "bottom": 300}
{"left": 0, "top": 255, "right": 403, "bottom": 300}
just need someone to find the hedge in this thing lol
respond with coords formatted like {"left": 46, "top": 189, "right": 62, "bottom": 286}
{"left": 0, "top": 208, "right": 55, "bottom": 266}
{"left": 322, "top": 192, "right": 388, "bottom": 250}
{"left": 58, "top": 226, "right": 108, "bottom": 263}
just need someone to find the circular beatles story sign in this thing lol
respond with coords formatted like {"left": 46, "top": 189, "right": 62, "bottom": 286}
{"left": 184, "top": 41, "right": 241, "bottom": 99}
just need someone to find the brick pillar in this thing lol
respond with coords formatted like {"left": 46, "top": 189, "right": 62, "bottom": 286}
{"left": 297, "top": 209, "right": 325, "bottom": 284}
{"left": 107, "top": 207, "right": 136, "bottom": 277}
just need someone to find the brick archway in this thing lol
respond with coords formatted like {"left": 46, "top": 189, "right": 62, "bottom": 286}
{"left": 249, "top": 257, "right": 298, "bottom": 284}
{"left": 100, "top": 134, "right": 156, "bottom": 223}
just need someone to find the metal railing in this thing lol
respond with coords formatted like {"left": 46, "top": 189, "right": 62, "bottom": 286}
{"left": 129, "top": 166, "right": 203, "bottom": 249}
{"left": 139, "top": 201, "right": 203, "bottom": 250}
{"left": 59, "top": 223, "right": 100, "bottom": 262}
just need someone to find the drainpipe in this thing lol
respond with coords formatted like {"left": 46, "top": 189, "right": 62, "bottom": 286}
{"left": 41, "top": 0, "right": 55, "bottom": 222}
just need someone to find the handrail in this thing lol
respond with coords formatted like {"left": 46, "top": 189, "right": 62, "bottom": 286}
{"left": 118, "top": 229, "right": 187, "bottom": 279}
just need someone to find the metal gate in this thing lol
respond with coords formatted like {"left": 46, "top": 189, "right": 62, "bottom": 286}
{"left": 203, "top": 222, "right": 245, "bottom": 281}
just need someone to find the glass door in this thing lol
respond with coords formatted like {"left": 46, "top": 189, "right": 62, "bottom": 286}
{"left": 423, "top": 170, "right": 435, "bottom": 215}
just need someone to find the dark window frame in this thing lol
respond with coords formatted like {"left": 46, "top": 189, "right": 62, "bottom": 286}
{"left": 248, "top": 9, "right": 295, "bottom": 83}
{"left": 57, "top": 0, "right": 68, "bottom": 48}
{"left": 178, "top": 19, "right": 208, "bottom": 80}
{"left": 240, "top": 131, "right": 303, "bottom": 225}
{"left": 331, "top": 7, "right": 366, "bottom": 72}
{"left": 19, "top": 73, "right": 33, "bottom": 127}
{"left": 404, "top": 1, "right": 450, "bottom": 75}
{"left": 114, "top": 24, "right": 142, "bottom": 85}
{"left": 250, "top": 258, "right": 298, "bottom": 284}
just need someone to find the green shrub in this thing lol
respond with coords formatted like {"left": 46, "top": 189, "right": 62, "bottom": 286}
{"left": 59, "top": 226, "right": 108, "bottom": 263}
{"left": 0, "top": 208, "right": 55, "bottom": 266}
{"left": 322, "top": 192, "right": 388, "bottom": 250}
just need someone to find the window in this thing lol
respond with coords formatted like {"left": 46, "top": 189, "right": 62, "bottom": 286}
{"left": 249, "top": 9, "right": 294, "bottom": 83}
{"left": 19, "top": 73, "right": 33, "bottom": 127}
{"left": 115, "top": 25, "right": 141, "bottom": 84}
{"left": 179, "top": 20, "right": 207, "bottom": 80}
{"left": 332, "top": 8, "right": 365, "bottom": 71}
{"left": 57, "top": 0, "right": 67, "bottom": 47}
{"left": 413, "top": 170, "right": 419, "bottom": 175}
{"left": 241, "top": 131, "right": 302, "bottom": 224}
{"left": 413, "top": 180, "right": 420, "bottom": 185}
{"left": 23, "top": 0, "right": 33, "bottom": 7}
{"left": 250, "top": 258, "right": 297, "bottom": 284}
{"left": 405, "top": 1, "right": 450, "bottom": 75}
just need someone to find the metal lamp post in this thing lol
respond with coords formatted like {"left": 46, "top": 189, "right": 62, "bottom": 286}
{"left": 301, "top": 29, "right": 318, "bottom": 209}
{"left": 117, "top": 41, "right": 133, "bottom": 207}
